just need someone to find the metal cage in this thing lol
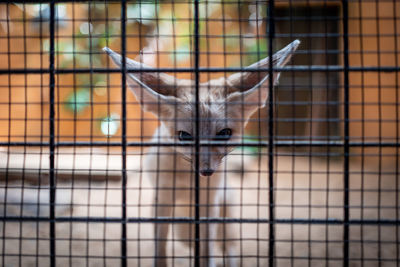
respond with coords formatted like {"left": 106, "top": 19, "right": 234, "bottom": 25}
{"left": 0, "top": 0, "right": 398, "bottom": 266}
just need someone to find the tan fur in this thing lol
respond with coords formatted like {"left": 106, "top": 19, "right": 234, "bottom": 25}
{"left": 104, "top": 40, "right": 300, "bottom": 267}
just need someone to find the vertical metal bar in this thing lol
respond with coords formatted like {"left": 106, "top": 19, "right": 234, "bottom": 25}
{"left": 2, "top": 3, "right": 11, "bottom": 267}
{"left": 120, "top": 1, "right": 127, "bottom": 266}
{"left": 288, "top": 4, "right": 295, "bottom": 266}
{"left": 20, "top": 4, "right": 28, "bottom": 266}
{"left": 392, "top": 1, "right": 399, "bottom": 265}
{"left": 193, "top": 1, "right": 200, "bottom": 266}
{"left": 342, "top": 1, "right": 350, "bottom": 266}
{"left": 374, "top": 1, "right": 383, "bottom": 263}
{"left": 70, "top": 3, "right": 77, "bottom": 267}
{"left": 356, "top": 0, "right": 366, "bottom": 264}
{"left": 267, "top": 0, "right": 275, "bottom": 266}
{"left": 49, "top": 1, "right": 56, "bottom": 267}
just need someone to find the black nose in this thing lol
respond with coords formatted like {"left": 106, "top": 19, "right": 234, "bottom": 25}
{"left": 200, "top": 169, "right": 214, "bottom": 177}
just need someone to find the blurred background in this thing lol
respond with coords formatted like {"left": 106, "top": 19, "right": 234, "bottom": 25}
{"left": 0, "top": 1, "right": 399, "bottom": 167}
{"left": 0, "top": 1, "right": 399, "bottom": 266}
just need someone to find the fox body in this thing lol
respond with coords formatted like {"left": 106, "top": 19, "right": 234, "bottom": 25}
{"left": 104, "top": 39, "right": 300, "bottom": 267}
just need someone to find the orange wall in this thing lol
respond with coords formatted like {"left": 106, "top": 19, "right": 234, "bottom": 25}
{"left": 0, "top": 3, "right": 246, "bottom": 144}
{"left": 0, "top": 2, "right": 399, "bottom": 169}
{"left": 348, "top": 1, "right": 400, "bottom": 167}
{"left": 0, "top": 4, "right": 158, "bottom": 143}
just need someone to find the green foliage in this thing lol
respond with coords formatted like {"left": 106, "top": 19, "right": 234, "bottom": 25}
{"left": 240, "top": 135, "right": 263, "bottom": 155}
{"left": 127, "top": 3, "right": 159, "bottom": 25}
{"left": 243, "top": 38, "right": 268, "bottom": 66}
{"left": 46, "top": 4, "right": 119, "bottom": 117}
{"left": 38, "top": 1, "right": 271, "bottom": 137}
{"left": 65, "top": 89, "right": 90, "bottom": 113}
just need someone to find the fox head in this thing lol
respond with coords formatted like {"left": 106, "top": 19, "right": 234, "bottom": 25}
{"left": 104, "top": 40, "right": 299, "bottom": 177}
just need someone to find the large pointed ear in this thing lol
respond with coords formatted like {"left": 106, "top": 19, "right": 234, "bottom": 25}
{"left": 226, "top": 40, "right": 300, "bottom": 119}
{"left": 103, "top": 47, "right": 179, "bottom": 117}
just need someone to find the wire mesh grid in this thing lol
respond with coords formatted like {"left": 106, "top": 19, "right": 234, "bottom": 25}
{"left": 0, "top": 0, "right": 399, "bottom": 266}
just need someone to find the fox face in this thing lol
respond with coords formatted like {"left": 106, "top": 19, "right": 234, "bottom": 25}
{"left": 104, "top": 39, "right": 300, "bottom": 176}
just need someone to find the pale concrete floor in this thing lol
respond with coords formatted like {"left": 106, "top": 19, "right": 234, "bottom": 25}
{"left": 0, "top": 150, "right": 398, "bottom": 267}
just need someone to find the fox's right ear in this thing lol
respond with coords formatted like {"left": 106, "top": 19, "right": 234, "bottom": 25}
{"left": 103, "top": 47, "right": 180, "bottom": 117}
{"left": 226, "top": 40, "right": 300, "bottom": 120}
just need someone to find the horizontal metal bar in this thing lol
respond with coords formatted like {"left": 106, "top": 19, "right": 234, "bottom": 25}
{"left": 1, "top": 118, "right": 398, "bottom": 124}
{"left": 7, "top": 236, "right": 392, "bottom": 244}
{"left": 3, "top": 0, "right": 394, "bottom": 4}
{"left": 5, "top": 0, "right": 259, "bottom": 3}
{"left": 1, "top": 100, "right": 399, "bottom": 106}
{"left": 0, "top": 253, "right": 397, "bottom": 261}
{"left": 3, "top": 15, "right": 398, "bottom": 24}
{"left": 0, "top": 141, "right": 399, "bottom": 147}
{"left": 0, "top": 66, "right": 399, "bottom": 75}
{"left": 2, "top": 184, "right": 399, "bottom": 191}
{"left": 2, "top": 32, "right": 399, "bottom": 40}
{"left": 0, "top": 83, "right": 395, "bottom": 89}
{"left": 0, "top": 216, "right": 398, "bottom": 225}
{"left": 4, "top": 16, "right": 398, "bottom": 24}
{"left": 1, "top": 49, "right": 399, "bottom": 57}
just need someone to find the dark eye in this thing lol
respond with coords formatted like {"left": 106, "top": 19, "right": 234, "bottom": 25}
{"left": 178, "top": 131, "right": 193, "bottom": 141}
{"left": 215, "top": 128, "right": 232, "bottom": 141}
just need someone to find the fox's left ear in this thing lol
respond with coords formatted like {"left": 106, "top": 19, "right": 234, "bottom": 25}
{"left": 226, "top": 40, "right": 300, "bottom": 119}
{"left": 103, "top": 47, "right": 181, "bottom": 117}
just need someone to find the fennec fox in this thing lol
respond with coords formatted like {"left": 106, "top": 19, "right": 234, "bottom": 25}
{"left": 104, "top": 39, "right": 299, "bottom": 267}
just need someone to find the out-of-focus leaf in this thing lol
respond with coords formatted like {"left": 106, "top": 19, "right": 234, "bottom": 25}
{"left": 244, "top": 38, "right": 268, "bottom": 65}
{"left": 225, "top": 29, "right": 240, "bottom": 50}
{"left": 76, "top": 74, "right": 105, "bottom": 87}
{"left": 65, "top": 89, "right": 91, "bottom": 113}
{"left": 127, "top": 3, "right": 159, "bottom": 26}
{"left": 240, "top": 136, "right": 262, "bottom": 154}
{"left": 172, "top": 42, "right": 191, "bottom": 63}
{"left": 76, "top": 54, "right": 91, "bottom": 67}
